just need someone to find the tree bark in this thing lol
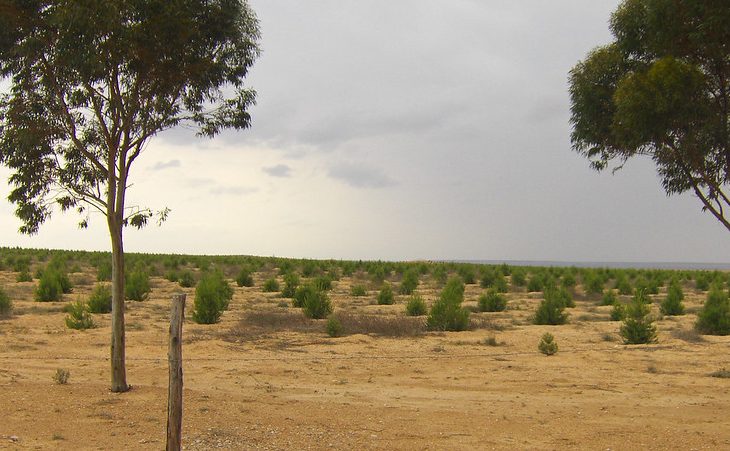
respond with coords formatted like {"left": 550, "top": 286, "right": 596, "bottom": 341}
{"left": 166, "top": 294, "right": 186, "bottom": 451}
{"left": 109, "top": 216, "right": 129, "bottom": 392}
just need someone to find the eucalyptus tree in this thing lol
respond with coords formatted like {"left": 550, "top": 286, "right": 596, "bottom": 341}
{"left": 0, "top": 1, "right": 260, "bottom": 392}
{"left": 569, "top": 0, "right": 730, "bottom": 230}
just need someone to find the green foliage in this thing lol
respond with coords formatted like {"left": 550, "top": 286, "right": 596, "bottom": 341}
{"left": 262, "top": 278, "right": 280, "bottom": 293}
{"left": 620, "top": 290, "right": 657, "bottom": 344}
{"left": 601, "top": 289, "right": 618, "bottom": 306}
{"left": 125, "top": 269, "right": 150, "bottom": 301}
{"left": 695, "top": 288, "right": 730, "bottom": 335}
{"left": 431, "top": 266, "right": 448, "bottom": 286}
{"left": 610, "top": 300, "right": 626, "bottom": 321}
{"left": 293, "top": 284, "right": 317, "bottom": 308}
{"left": 350, "top": 284, "right": 367, "bottom": 297}
{"left": 312, "top": 275, "right": 333, "bottom": 292}
{"left": 527, "top": 275, "right": 544, "bottom": 293}
{"left": 399, "top": 270, "right": 419, "bottom": 295}
{"left": 583, "top": 273, "right": 604, "bottom": 296}
{"left": 377, "top": 283, "right": 395, "bottom": 305}
{"left": 281, "top": 273, "right": 300, "bottom": 298}
{"left": 35, "top": 268, "right": 67, "bottom": 302}
{"left": 478, "top": 290, "right": 507, "bottom": 312}
{"left": 302, "top": 288, "right": 333, "bottom": 319}
{"left": 87, "top": 284, "right": 112, "bottom": 314}
{"left": 326, "top": 315, "right": 343, "bottom": 337}
{"left": 427, "top": 278, "right": 470, "bottom": 331}
{"left": 615, "top": 275, "right": 632, "bottom": 295}
{"left": 569, "top": 1, "right": 730, "bottom": 231}
{"left": 660, "top": 281, "right": 685, "bottom": 316}
{"left": 16, "top": 269, "right": 32, "bottom": 282}
{"left": 538, "top": 332, "right": 558, "bottom": 356}
{"left": 65, "top": 300, "right": 96, "bottom": 330}
{"left": 479, "top": 268, "right": 497, "bottom": 288}
{"left": 534, "top": 289, "right": 568, "bottom": 325}
{"left": 458, "top": 266, "right": 476, "bottom": 285}
{"left": 405, "top": 294, "right": 427, "bottom": 316}
{"left": 178, "top": 270, "right": 196, "bottom": 288}
{"left": 192, "top": 271, "right": 233, "bottom": 324}
{"left": 235, "top": 268, "right": 254, "bottom": 287}
{"left": 0, "top": 286, "right": 12, "bottom": 317}
{"left": 510, "top": 269, "right": 526, "bottom": 287}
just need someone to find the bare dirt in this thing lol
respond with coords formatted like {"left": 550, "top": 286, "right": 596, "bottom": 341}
{"left": 1, "top": 268, "right": 730, "bottom": 450}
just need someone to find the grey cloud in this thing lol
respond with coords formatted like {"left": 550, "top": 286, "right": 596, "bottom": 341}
{"left": 209, "top": 186, "right": 259, "bottom": 196}
{"left": 328, "top": 163, "right": 397, "bottom": 189}
{"left": 263, "top": 164, "right": 292, "bottom": 178}
{"left": 150, "top": 159, "right": 181, "bottom": 171}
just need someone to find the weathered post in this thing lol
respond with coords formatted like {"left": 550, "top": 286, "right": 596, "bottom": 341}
{"left": 166, "top": 293, "right": 186, "bottom": 451}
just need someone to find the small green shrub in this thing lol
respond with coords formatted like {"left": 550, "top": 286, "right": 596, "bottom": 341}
{"left": 326, "top": 315, "right": 343, "bottom": 337}
{"left": 262, "top": 277, "right": 280, "bottom": 292}
{"left": 125, "top": 269, "right": 151, "bottom": 301}
{"left": 192, "top": 271, "right": 234, "bottom": 324}
{"left": 480, "top": 269, "right": 497, "bottom": 288}
{"left": 164, "top": 270, "right": 179, "bottom": 283}
{"left": 96, "top": 259, "right": 112, "bottom": 282}
{"left": 377, "top": 283, "right": 395, "bottom": 305}
{"left": 399, "top": 270, "right": 419, "bottom": 295}
{"left": 178, "top": 270, "right": 196, "bottom": 288}
{"left": 610, "top": 300, "right": 626, "bottom": 321}
{"left": 16, "top": 270, "right": 33, "bottom": 282}
{"left": 510, "top": 269, "right": 526, "bottom": 287}
{"left": 87, "top": 284, "right": 112, "bottom": 314}
{"left": 533, "top": 291, "right": 568, "bottom": 325}
{"left": 427, "top": 278, "right": 470, "bottom": 331}
{"left": 492, "top": 276, "right": 509, "bottom": 293}
{"left": 53, "top": 368, "right": 70, "bottom": 385}
{"left": 281, "top": 273, "right": 300, "bottom": 298}
{"left": 302, "top": 289, "right": 333, "bottom": 319}
{"left": 527, "top": 275, "right": 544, "bottom": 293}
{"left": 660, "top": 281, "right": 685, "bottom": 316}
{"left": 0, "top": 286, "right": 12, "bottom": 317}
{"left": 312, "top": 275, "right": 333, "bottom": 291}
{"left": 695, "top": 288, "right": 730, "bottom": 335}
{"left": 36, "top": 270, "right": 64, "bottom": 302}
{"left": 615, "top": 276, "right": 632, "bottom": 295}
{"left": 405, "top": 294, "right": 427, "bottom": 316}
{"left": 64, "top": 300, "right": 96, "bottom": 330}
{"left": 350, "top": 284, "right": 367, "bottom": 297}
{"left": 478, "top": 290, "right": 507, "bottom": 312}
{"left": 601, "top": 289, "right": 617, "bottom": 306}
{"left": 235, "top": 267, "right": 254, "bottom": 287}
{"left": 440, "top": 277, "right": 465, "bottom": 303}
{"left": 620, "top": 290, "right": 657, "bottom": 344}
{"left": 538, "top": 332, "right": 558, "bottom": 355}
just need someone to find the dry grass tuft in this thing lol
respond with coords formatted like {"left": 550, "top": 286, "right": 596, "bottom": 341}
{"left": 333, "top": 312, "right": 425, "bottom": 337}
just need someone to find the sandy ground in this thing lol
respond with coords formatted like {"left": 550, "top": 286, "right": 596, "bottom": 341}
{"left": 1, "top": 267, "right": 730, "bottom": 450}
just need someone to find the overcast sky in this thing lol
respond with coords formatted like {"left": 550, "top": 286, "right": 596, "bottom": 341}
{"left": 2, "top": 0, "right": 730, "bottom": 263}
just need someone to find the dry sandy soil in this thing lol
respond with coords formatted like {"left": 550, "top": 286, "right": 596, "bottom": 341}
{"left": 1, "top": 267, "right": 730, "bottom": 450}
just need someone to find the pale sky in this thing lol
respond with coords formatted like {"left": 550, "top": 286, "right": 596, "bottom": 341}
{"left": 2, "top": 0, "right": 730, "bottom": 263}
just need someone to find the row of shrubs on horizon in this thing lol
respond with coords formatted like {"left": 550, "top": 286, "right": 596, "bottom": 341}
{"left": 1, "top": 247, "right": 730, "bottom": 338}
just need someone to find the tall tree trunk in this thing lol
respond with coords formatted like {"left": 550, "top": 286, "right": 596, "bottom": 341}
{"left": 109, "top": 215, "right": 129, "bottom": 392}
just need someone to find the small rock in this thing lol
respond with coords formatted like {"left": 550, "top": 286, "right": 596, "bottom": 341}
{"left": 9, "top": 436, "right": 19, "bottom": 442}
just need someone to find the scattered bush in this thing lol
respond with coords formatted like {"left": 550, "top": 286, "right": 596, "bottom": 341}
{"left": 709, "top": 368, "right": 730, "bottom": 379}
{"left": 164, "top": 270, "right": 179, "bottom": 283}
{"left": 615, "top": 276, "right": 632, "bottom": 295}
{"left": 178, "top": 270, "right": 196, "bottom": 288}
{"left": 695, "top": 288, "right": 730, "bottom": 335}
{"left": 326, "top": 315, "right": 343, "bottom": 337}
{"left": 16, "top": 270, "right": 33, "bottom": 282}
{"left": 610, "top": 300, "right": 626, "bottom": 321}
{"left": 281, "top": 273, "right": 300, "bottom": 298}
{"left": 660, "top": 281, "right": 685, "bottom": 316}
{"left": 96, "top": 259, "right": 112, "bottom": 282}
{"left": 87, "top": 284, "right": 112, "bottom": 314}
{"left": 64, "top": 300, "right": 96, "bottom": 330}
{"left": 510, "top": 269, "right": 526, "bottom": 287}
{"left": 427, "top": 278, "right": 470, "bottom": 331}
{"left": 262, "top": 277, "right": 280, "bottom": 292}
{"left": 313, "top": 275, "right": 333, "bottom": 291}
{"left": 620, "top": 290, "right": 657, "bottom": 344}
{"left": 527, "top": 275, "right": 544, "bottom": 293}
{"left": 480, "top": 269, "right": 498, "bottom": 289}
{"left": 601, "top": 289, "right": 617, "bottom": 306}
{"left": 538, "top": 332, "right": 558, "bottom": 355}
{"left": 533, "top": 290, "right": 568, "bottom": 325}
{"left": 53, "top": 368, "right": 70, "bottom": 385}
{"left": 350, "top": 284, "right": 367, "bottom": 297}
{"left": 377, "top": 283, "right": 395, "bottom": 305}
{"left": 0, "top": 286, "right": 12, "bottom": 317}
{"left": 125, "top": 269, "right": 151, "bottom": 301}
{"left": 235, "top": 267, "right": 255, "bottom": 287}
{"left": 192, "top": 271, "right": 233, "bottom": 324}
{"left": 478, "top": 290, "right": 507, "bottom": 312}
{"left": 36, "top": 269, "right": 65, "bottom": 302}
{"left": 302, "top": 288, "right": 333, "bottom": 319}
{"left": 399, "top": 270, "right": 419, "bottom": 294}
{"left": 405, "top": 294, "right": 427, "bottom": 316}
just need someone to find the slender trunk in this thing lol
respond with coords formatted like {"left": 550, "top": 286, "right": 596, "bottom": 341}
{"left": 109, "top": 215, "right": 129, "bottom": 392}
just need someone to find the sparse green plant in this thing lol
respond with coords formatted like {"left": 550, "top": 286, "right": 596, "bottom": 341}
{"left": 660, "top": 281, "right": 685, "bottom": 316}
{"left": 478, "top": 290, "right": 507, "bottom": 312}
{"left": 0, "top": 286, "right": 12, "bottom": 317}
{"left": 312, "top": 275, "right": 333, "bottom": 291}
{"left": 405, "top": 294, "right": 427, "bottom": 316}
{"left": 326, "top": 315, "right": 343, "bottom": 337}
{"left": 538, "top": 332, "right": 558, "bottom": 355}
{"left": 65, "top": 300, "right": 96, "bottom": 330}
{"left": 125, "top": 269, "right": 151, "bottom": 301}
{"left": 281, "top": 273, "right": 300, "bottom": 298}
{"left": 164, "top": 270, "right": 179, "bottom": 283}
{"left": 87, "top": 284, "right": 112, "bottom": 314}
{"left": 510, "top": 269, "right": 526, "bottom": 287}
{"left": 377, "top": 283, "right": 395, "bottom": 305}
{"left": 399, "top": 270, "right": 419, "bottom": 294}
{"left": 709, "top": 368, "right": 730, "bottom": 378}
{"left": 610, "top": 300, "right": 626, "bottom": 321}
{"left": 427, "top": 278, "right": 470, "bottom": 331}
{"left": 95, "top": 259, "right": 112, "bottom": 282}
{"left": 695, "top": 287, "right": 730, "bottom": 335}
{"left": 192, "top": 271, "right": 233, "bottom": 324}
{"left": 350, "top": 284, "right": 367, "bottom": 297}
{"left": 302, "top": 288, "right": 333, "bottom": 319}
{"left": 235, "top": 267, "right": 254, "bottom": 287}
{"left": 527, "top": 275, "right": 544, "bottom": 292}
{"left": 480, "top": 268, "right": 497, "bottom": 289}
{"left": 16, "top": 269, "right": 32, "bottom": 282}
{"left": 262, "top": 277, "right": 280, "bottom": 293}
{"left": 533, "top": 290, "right": 568, "bottom": 325}
{"left": 601, "top": 289, "right": 618, "bottom": 306}
{"left": 615, "top": 276, "right": 632, "bottom": 295}
{"left": 53, "top": 368, "right": 70, "bottom": 385}
{"left": 178, "top": 270, "right": 196, "bottom": 288}
{"left": 35, "top": 269, "right": 65, "bottom": 302}
{"left": 620, "top": 290, "right": 657, "bottom": 344}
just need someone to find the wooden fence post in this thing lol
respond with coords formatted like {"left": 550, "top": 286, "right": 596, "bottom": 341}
{"left": 166, "top": 293, "right": 186, "bottom": 451}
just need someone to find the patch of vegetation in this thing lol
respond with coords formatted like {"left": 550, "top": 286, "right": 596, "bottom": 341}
{"left": 478, "top": 290, "right": 507, "bottom": 312}
{"left": 538, "top": 332, "right": 558, "bottom": 355}
{"left": 326, "top": 315, "right": 343, "bottom": 337}
{"left": 405, "top": 294, "right": 427, "bottom": 316}
{"left": 35, "top": 268, "right": 68, "bottom": 302}
{"left": 281, "top": 273, "right": 299, "bottom": 298}
{"left": 350, "top": 284, "right": 367, "bottom": 297}
{"left": 620, "top": 290, "right": 657, "bottom": 344}
{"left": 313, "top": 275, "right": 333, "bottom": 291}
{"left": 178, "top": 270, "right": 196, "bottom": 288}
{"left": 53, "top": 368, "right": 70, "bottom": 385}
{"left": 610, "top": 300, "right": 626, "bottom": 321}
{"left": 427, "top": 277, "right": 470, "bottom": 331}
{"left": 125, "top": 269, "right": 151, "bottom": 301}
{"left": 0, "top": 286, "right": 12, "bottom": 317}
{"left": 399, "top": 269, "right": 419, "bottom": 295}
{"left": 262, "top": 277, "right": 280, "bottom": 293}
{"left": 87, "top": 284, "right": 112, "bottom": 314}
{"left": 192, "top": 271, "right": 233, "bottom": 324}
{"left": 301, "top": 288, "right": 333, "bottom": 319}
{"left": 709, "top": 368, "right": 730, "bottom": 379}
{"left": 16, "top": 269, "right": 33, "bottom": 282}
{"left": 660, "top": 280, "right": 685, "bottom": 316}
{"left": 534, "top": 289, "right": 568, "bottom": 325}
{"left": 601, "top": 289, "right": 617, "bottom": 306}
{"left": 377, "top": 282, "right": 395, "bottom": 305}
{"left": 695, "top": 287, "right": 730, "bottom": 335}
{"left": 235, "top": 267, "right": 254, "bottom": 287}
{"left": 65, "top": 300, "right": 96, "bottom": 330}
{"left": 331, "top": 312, "right": 425, "bottom": 337}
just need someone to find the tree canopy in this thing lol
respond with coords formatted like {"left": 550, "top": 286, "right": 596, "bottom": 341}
{"left": 0, "top": 0, "right": 260, "bottom": 392}
{"left": 569, "top": 0, "right": 730, "bottom": 230}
